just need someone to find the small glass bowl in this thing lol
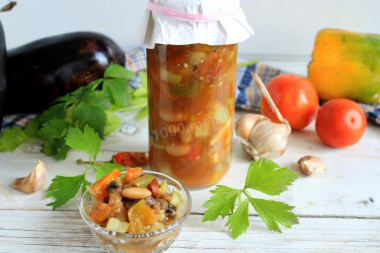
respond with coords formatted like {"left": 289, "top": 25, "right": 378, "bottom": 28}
{"left": 79, "top": 170, "right": 192, "bottom": 253}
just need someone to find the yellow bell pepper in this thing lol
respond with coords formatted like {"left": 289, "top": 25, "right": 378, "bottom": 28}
{"left": 308, "top": 29, "right": 380, "bottom": 104}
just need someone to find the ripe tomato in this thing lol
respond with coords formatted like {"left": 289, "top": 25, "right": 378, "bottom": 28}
{"left": 315, "top": 99, "right": 367, "bottom": 148}
{"left": 260, "top": 74, "right": 319, "bottom": 130}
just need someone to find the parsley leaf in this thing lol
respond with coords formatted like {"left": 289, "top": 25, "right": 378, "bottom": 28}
{"left": 226, "top": 199, "right": 250, "bottom": 239}
{"left": 249, "top": 198, "right": 298, "bottom": 233}
{"left": 202, "top": 185, "right": 240, "bottom": 221}
{"left": 0, "top": 126, "right": 30, "bottom": 152}
{"left": 46, "top": 125, "right": 103, "bottom": 209}
{"left": 103, "top": 78, "right": 130, "bottom": 107}
{"left": 135, "top": 106, "right": 148, "bottom": 119}
{"left": 65, "top": 125, "right": 101, "bottom": 159}
{"left": 24, "top": 117, "right": 41, "bottom": 138}
{"left": 202, "top": 158, "right": 299, "bottom": 239}
{"left": 46, "top": 174, "right": 87, "bottom": 210}
{"left": 39, "top": 119, "right": 69, "bottom": 139}
{"left": 104, "top": 62, "right": 135, "bottom": 80}
{"left": 104, "top": 110, "right": 121, "bottom": 136}
{"left": 245, "top": 159, "right": 299, "bottom": 196}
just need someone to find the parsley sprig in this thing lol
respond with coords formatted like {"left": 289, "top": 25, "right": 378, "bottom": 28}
{"left": 46, "top": 125, "right": 123, "bottom": 210}
{"left": 202, "top": 159, "right": 299, "bottom": 239}
{"left": 0, "top": 63, "right": 148, "bottom": 159}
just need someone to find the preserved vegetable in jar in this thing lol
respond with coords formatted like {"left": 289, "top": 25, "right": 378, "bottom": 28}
{"left": 147, "top": 43, "right": 237, "bottom": 188}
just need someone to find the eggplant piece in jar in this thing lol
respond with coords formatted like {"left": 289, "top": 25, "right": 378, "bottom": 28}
{"left": 3, "top": 32, "right": 125, "bottom": 113}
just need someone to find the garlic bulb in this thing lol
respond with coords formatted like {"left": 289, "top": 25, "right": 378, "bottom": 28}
{"left": 236, "top": 72, "right": 291, "bottom": 160}
{"left": 235, "top": 114, "right": 266, "bottom": 141}
{"left": 13, "top": 161, "right": 47, "bottom": 194}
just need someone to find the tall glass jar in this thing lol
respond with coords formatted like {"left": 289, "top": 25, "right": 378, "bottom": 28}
{"left": 147, "top": 43, "right": 237, "bottom": 188}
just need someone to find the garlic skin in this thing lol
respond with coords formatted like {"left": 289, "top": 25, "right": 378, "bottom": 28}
{"left": 235, "top": 114, "right": 266, "bottom": 140}
{"left": 298, "top": 156, "right": 325, "bottom": 176}
{"left": 239, "top": 117, "right": 291, "bottom": 160}
{"left": 13, "top": 161, "right": 47, "bottom": 194}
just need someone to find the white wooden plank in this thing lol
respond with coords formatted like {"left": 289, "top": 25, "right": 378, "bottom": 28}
{"left": 0, "top": 210, "right": 379, "bottom": 252}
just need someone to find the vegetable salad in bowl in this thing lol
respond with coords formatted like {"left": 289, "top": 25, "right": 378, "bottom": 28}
{"left": 79, "top": 168, "right": 191, "bottom": 253}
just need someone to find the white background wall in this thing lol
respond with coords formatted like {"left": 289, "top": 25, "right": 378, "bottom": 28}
{"left": 1, "top": 0, "right": 379, "bottom": 59}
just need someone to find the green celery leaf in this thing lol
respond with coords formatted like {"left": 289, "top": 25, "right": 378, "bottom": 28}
{"left": 245, "top": 159, "right": 299, "bottom": 196}
{"left": 46, "top": 174, "right": 86, "bottom": 210}
{"left": 131, "top": 86, "right": 147, "bottom": 97}
{"left": 74, "top": 103, "right": 107, "bottom": 137}
{"left": 38, "top": 103, "right": 66, "bottom": 124}
{"left": 65, "top": 85, "right": 94, "bottom": 104}
{"left": 202, "top": 185, "right": 240, "bottom": 221}
{"left": 104, "top": 110, "right": 121, "bottom": 136}
{"left": 72, "top": 91, "right": 109, "bottom": 137}
{"left": 96, "top": 164, "right": 124, "bottom": 181}
{"left": 135, "top": 107, "right": 148, "bottom": 119}
{"left": 39, "top": 119, "right": 69, "bottom": 139}
{"left": 42, "top": 137, "right": 71, "bottom": 160}
{"left": 138, "top": 71, "right": 147, "bottom": 88}
{"left": 129, "top": 96, "right": 147, "bottom": 106}
{"left": 51, "top": 93, "right": 72, "bottom": 107}
{"left": 0, "top": 126, "right": 30, "bottom": 152}
{"left": 54, "top": 143, "right": 71, "bottom": 161}
{"left": 104, "top": 62, "right": 135, "bottom": 80}
{"left": 24, "top": 117, "right": 41, "bottom": 138}
{"left": 86, "top": 79, "right": 103, "bottom": 90}
{"left": 226, "top": 199, "right": 250, "bottom": 239}
{"left": 249, "top": 198, "right": 299, "bottom": 233}
{"left": 65, "top": 125, "right": 101, "bottom": 159}
{"left": 103, "top": 79, "right": 129, "bottom": 107}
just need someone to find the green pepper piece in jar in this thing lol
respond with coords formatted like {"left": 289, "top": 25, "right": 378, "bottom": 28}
{"left": 169, "top": 80, "right": 205, "bottom": 97}
{"left": 130, "top": 174, "right": 155, "bottom": 188}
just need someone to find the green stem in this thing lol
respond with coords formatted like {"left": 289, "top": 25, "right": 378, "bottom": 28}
{"left": 77, "top": 158, "right": 113, "bottom": 165}
{"left": 83, "top": 164, "right": 96, "bottom": 175}
{"left": 242, "top": 189, "right": 253, "bottom": 200}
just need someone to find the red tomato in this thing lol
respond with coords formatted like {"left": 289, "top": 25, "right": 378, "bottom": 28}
{"left": 315, "top": 99, "right": 367, "bottom": 148}
{"left": 260, "top": 74, "right": 319, "bottom": 130}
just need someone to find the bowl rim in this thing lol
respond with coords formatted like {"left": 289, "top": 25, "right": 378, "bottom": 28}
{"left": 79, "top": 170, "right": 192, "bottom": 239}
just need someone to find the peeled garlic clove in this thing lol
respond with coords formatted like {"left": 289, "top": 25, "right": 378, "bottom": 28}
{"left": 235, "top": 114, "right": 266, "bottom": 140}
{"left": 298, "top": 156, "right": 325, "bottom": 176}
{"left": 13, "top": 161, "right": 47, "bottom": 194}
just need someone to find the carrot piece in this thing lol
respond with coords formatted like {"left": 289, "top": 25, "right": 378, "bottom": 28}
{"left": 89, "top": 201, "right": 113, "bottom": 224}
{"left": 91, "top": 169, "right": 122, "bottom": 200}
{"left": 124, "top": 167, "right": 143, "bottom": 184}
{"left": 148, "top": 178, "right": 160, "bottom": 198}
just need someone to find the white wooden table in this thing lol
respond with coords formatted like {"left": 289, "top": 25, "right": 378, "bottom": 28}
{"left": 0, "top": 60, "right": 379, "bottom": 252}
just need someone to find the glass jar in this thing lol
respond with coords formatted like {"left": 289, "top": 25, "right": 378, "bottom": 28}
{"left": 147, "top": 43, "right": 237, "bottom": 188}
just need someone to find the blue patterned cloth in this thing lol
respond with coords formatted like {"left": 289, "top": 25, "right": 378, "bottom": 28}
{"left": 2, "top": 47, "right": 380, "bottom": 130}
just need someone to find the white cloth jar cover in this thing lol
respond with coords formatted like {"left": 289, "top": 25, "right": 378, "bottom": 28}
{"left": 138, "top": 0, "right": 254, "bottom": 48}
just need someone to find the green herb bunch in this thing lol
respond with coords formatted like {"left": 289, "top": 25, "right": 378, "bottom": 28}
{"left": 46, "top": 125, "right": 124, "bottom": 209}
{"left": 202, "top": 159, "right": 299, "bottom": 239}
{"left": 0, "top": 63, "right": 148, "bottom": 160}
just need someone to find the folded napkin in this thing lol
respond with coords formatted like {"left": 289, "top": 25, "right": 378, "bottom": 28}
{"left": 2, "top": 47, "right": 379, "bottom": 130}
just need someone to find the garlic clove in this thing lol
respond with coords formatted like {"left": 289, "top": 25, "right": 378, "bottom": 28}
{"left": 248, "top": 119, "right": 291, "bottom": 160}
{"left": 235, "top": 114, "right": 266, "bottom": 141}
{"left": 298, "top": 156, "right": 325, "bottom": 176}
{"left": 13, "top": 161, "right": 47, "bottom": 194}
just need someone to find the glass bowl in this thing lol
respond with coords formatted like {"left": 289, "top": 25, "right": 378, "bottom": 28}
{"left": 79, "top": 170, "right": 192, "bottom": 253}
